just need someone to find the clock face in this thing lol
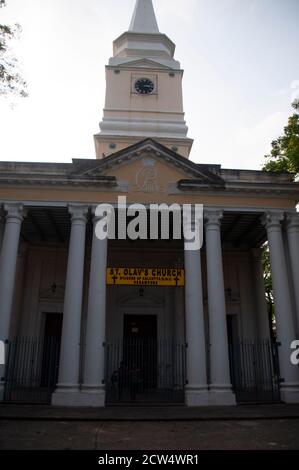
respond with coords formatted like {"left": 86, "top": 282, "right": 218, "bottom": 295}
{"left": 134, "top": 78, "right": 155, "bottom": 95}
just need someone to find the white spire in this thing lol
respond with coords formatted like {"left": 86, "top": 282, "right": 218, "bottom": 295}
{"left": 129, "top": 0, "right": 159, "bottom": 34}
{"left": 109, "top": 0, "right": 180, "bottom": 69}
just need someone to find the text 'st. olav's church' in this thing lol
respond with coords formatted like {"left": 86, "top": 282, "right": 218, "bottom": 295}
{"left": 1, "top": 0, "right": 299, "bottom": 408}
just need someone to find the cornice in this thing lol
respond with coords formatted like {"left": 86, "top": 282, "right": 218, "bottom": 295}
{"left": 225, "top": 181, "right": 299, "bottom": 191}
{"left": 177, "top": 180, "right": 299, "bottom": 198}
{"left": 113, "top": 31, "right": 176, "bottom": 54}
{"left": 0, "top": 176, "right": 117, "bottom": 188}
{"left": 106, "top": 62, "right": 182, "bottom": 73}
{"left": 0, "top": 138, "right": 297, "bottom": 198}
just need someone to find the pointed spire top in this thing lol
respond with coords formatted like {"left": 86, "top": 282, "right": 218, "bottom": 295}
{"left": 129, "top": 0, "right": 160, "bottom": 34}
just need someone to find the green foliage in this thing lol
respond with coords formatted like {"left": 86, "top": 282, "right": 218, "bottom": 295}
{"left": 263, "top": 101, "right": 299, "bottom": 177}
{"left": 262, "top": 245, "right": 272, "bottom": 301}
{"left": 262, "top": 244, "right": 276, "bottom": 339}
{"left": 0, "top": 0, "right": 28, "bottom": 97}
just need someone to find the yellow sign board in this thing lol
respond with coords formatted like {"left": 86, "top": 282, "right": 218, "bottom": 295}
{"left": 106, "top": 267, "right": 185, "bottom": 287}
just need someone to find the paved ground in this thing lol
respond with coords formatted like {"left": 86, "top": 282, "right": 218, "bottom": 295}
{"left": 0, "top": 418, "right": 299, "bottom": 450}
{"left": 1, "top": 404, "right": 299, "bottom": 450}
{"left": 1, "top": 403, "right": 299, "bottom": 421}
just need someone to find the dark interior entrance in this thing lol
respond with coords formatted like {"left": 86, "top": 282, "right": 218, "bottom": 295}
{"left": 124, "top": 314, "right": 157, "bottom": 339}
{"left": 121, "top": 314, "right": 157, "bottom": 398}
{"left": 4, "top": 313, "right": 63, "bottom": 403}
{"left": 44, "top": 313, "right": 63, "bottom": 339}
{"left": 105, "top": 313, "right": 186, "bottom": 404}
{"left": 41, "top": 313, "right": 62, "bottom": 387}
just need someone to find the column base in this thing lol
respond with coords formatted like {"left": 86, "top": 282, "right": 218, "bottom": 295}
{"left": 208, "top": 384, "right": 236, "bottom": 406}
{"left": 185, "top": 386, "right": 236, "bottom": 407}
{"left": 280, "top": 384, "right": 299, "bottom": 404}
{"left": 51, "top": 385, "right": 106, "bottom": 407}
{"left": 185, "top": 388, "right": 210, "bottom": 407}
{"left": 79, "top": 385, "right": 106, "bottom": 407}
{"left": 51, "top": 385, "right": 81, "bottom": 407}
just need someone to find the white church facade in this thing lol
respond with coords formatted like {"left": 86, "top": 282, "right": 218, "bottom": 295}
{"left": 0, "top": 0, "right": 299, "bottom": 408}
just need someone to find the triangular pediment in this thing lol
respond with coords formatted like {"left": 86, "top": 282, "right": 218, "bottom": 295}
{"left": 118, "top": 58, "right": 173, "bottom": 70}
{"left": 71, "top": 140, "right": 224, "bottom": 195}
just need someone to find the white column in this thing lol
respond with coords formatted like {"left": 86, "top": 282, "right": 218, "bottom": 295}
{"left": 286, "top": 212, "right": 299, "bottom": 335}
{"left": 262, "top": 211, "right": 299, "bottom": 403}
{"left": 173, "top": 286, "right": 185, "bottom": 396}
{"left": 81, "top": 213, "right": 108, "bottom": 407}
{"left": 184, "top": 245, "right": 209, "bottom": 406}
{"left": 205, "top": 210, "right": 236, "bottom": 405}
{"left": 251, "top": 248, "right": 271, "bottom": 340}
{"left": 174, "top": 287, "right": 185, "bottom": 343}
{"left": 0, "top": 203, "right": 25, "bottom": 401}
{"left": 52, "top": 204, "right": 88, "bottom": 406}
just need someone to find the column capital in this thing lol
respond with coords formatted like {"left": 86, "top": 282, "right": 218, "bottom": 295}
{"left": 286, "top": 212, "right": 299, "bottom": 231}
{"left": 91, "top": 203, "right": 115, "bottom": 223}
{"left": 204, "top": 209, "right": 223, "bottom": 228}
{"left": 4, "top": 203, "right": 26, "bottom": 223}
{"left": 68, "top": 204, "right": 88, "bottom": 223}
{"left": 183, "top": 210, "right": 203, "bottom": 233}
{"left": 261, "top": 211, "right": 284, "bottom": 230}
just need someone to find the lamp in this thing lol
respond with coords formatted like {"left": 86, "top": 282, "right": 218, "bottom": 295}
{"left": 49, "top": 251, "right": 65, "bottom": 296}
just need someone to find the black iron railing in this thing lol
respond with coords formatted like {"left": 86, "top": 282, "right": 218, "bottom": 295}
{"left": 105, "top": 338, "right": 186, "bottom": 403}
{"left": 229, "top": 339, "right": 281, "bottom": 403}
{"left": 3, "top": 336, "right": 281, "bottom": 405}
{"left": 4, "top": 337, "right": 60, "bottom": 403}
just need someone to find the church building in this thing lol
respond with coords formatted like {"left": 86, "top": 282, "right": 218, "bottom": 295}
{"left": 0, "top": 0, "right": 299, "bottom": 407}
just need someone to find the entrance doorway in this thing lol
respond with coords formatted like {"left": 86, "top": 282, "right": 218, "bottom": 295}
{"left": 41, "top": 313, "right": 62, "bottom": 388}
{"left": 123, "top": 315, "right": 157, "bottom": 394}
{"left": 4, "top": 313, "right": 62, "bottom": 403}
{"left": 105, "top": 311, "right": 186, "bottom": 404}
{"left": 124, "top": 314, "right": 157, "bottom": 339}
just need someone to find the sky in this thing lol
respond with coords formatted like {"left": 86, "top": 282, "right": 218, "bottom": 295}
{"left": 0, "top": 0, "right": 299, "bottom": 169}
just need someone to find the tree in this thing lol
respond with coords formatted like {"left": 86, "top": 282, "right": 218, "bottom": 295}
{"left": 0, "top": 0, "right": 28, "bottom": 97}
{"left": 263, "top": 100, "right": 299, "bottom": 178}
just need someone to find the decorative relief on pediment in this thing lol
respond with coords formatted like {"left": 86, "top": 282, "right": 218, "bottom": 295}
{"left": 133, "top": 157, "right": 165, "bottom": 193}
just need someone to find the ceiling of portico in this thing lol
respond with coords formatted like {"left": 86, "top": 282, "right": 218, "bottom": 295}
{"left": 20, "top": 206, "right": 267, "bottom": 250}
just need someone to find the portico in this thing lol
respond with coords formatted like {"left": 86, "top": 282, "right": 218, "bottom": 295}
{"left": 0, "top": 140, "right": 298, "bottom": 406}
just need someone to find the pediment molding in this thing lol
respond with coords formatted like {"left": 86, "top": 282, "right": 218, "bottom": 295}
{"left": 116, "top": 58, "right": 174, "bottom": 70}
{"left": 72, "top": 139, "right": 225, "bottom": 188}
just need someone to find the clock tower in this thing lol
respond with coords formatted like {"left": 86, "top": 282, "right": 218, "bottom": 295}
{"left": 95, "top": 0, "right": 193, "bottom": 159}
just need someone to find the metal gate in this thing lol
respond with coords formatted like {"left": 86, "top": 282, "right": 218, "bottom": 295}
{"left": 229, "top": 339, "right": 281, "bottom": 403}
{"left": 105, "top": 338, "right": 186, "bottom": 403}
{"left": 4, "top": 337, "right": 61, "bottom": 403}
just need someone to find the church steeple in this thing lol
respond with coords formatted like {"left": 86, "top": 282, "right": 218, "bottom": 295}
{"left": 94, "top": 0, "right": 193, "bottom": 159}
{"left": 109, "top": 0, "right": 180, "bottom": 71}
{"left": 129, "top": 0, "right": 159, "bottom": 34}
